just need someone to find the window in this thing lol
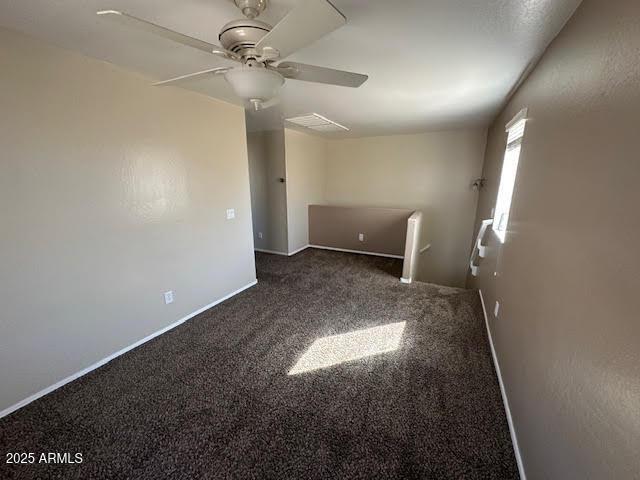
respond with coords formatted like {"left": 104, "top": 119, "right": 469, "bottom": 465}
{"left": 493, "top": 108, "right": 527, "bottom": 242}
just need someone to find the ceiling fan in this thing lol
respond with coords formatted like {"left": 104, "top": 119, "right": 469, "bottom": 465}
{"left": 97, "top": 0, "right": 368, "bottom": 110}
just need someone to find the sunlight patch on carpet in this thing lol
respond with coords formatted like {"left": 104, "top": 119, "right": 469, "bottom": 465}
{"left": 288, "top": 322, "right": 406, "bottom": 375}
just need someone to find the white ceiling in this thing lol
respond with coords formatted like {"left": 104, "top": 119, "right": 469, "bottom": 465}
{"left": 0, "top": 0, "right": 582, "bottom": 137}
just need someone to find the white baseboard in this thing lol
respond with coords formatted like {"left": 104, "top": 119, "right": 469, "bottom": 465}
{"left": 309, "top": 244, "right": 404, "bottom": 260}
{"left": 254, "top": 248, "right": 288, "bottom": 256}
{"left": 0, "top": 279, "right": 258, "bottom": 419}
{"left": 288, "top": 245, "right": 310, "bottom": 256}
{"left": 479, "top": 290, "right": 526, "bottom": 480}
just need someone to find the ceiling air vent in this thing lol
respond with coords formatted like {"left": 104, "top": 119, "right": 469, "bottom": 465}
{"left": 285, "top": 113, "right": 349, "bottom": 132}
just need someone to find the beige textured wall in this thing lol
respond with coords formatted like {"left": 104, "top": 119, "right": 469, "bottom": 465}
{"left": 309, "top": 205, "right": 413, "bottom": 256}
{"left": 326, "top": 130, "right": 487, "bottom": 287}
{"left": 468, "top": 0, "right": 640, "bottom": 477}
{"left": 247, "top": 129, "right": 288, "bottom": 253}
{"left": 284, "top": 129, "right": 327, "bottom": 253}
{"left": 0, "top": 28, "right": 256, "bottom": 412}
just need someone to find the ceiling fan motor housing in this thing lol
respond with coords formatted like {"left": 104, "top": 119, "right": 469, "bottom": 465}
{"left": 219, "top": 19, "right": 271, "bottom": 57}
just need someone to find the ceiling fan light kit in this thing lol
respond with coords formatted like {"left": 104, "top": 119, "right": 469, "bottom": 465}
{"left": 97, "top": 0, "right": 368, "bottom": 114}
{"left": 224, "top": 65, "right": 284, "bottom": 110}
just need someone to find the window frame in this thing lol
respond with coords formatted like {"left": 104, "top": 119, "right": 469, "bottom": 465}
{"left": 492, "top": 108, "right": 528, "bottom": 243}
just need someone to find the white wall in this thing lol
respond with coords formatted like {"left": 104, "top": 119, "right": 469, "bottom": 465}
{"left": 325, "top": 130, "right": 487, "bottom": 287}
{"left": 247, "top": 129, "right": 288, "bottom": 253}
{"left": 284, "top": 129, "right": 327, "bottom": 253}
{"left": 0, "top": 28, "right": 256, "bottom": 412}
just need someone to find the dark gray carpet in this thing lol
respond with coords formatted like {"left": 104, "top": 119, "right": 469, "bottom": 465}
{"left": 0, "top": 249, "right": 518, "bottom": 479}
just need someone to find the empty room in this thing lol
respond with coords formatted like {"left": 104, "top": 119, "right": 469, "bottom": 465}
{"left": 1, "top": 0, "right": 638, "bottom": 478}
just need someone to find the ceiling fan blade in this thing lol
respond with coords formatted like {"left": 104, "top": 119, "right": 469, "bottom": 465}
{"left": 153, "top": 67, "right": 230, "bottom": 86}
{"left": 96, "top": 10, "right": 231, "bottom": 58}
{"left": 274, "top": 62, "right": 368, "bottom": 87}
{"left": 255, "top": 0, "right": 346, "bottom": 61}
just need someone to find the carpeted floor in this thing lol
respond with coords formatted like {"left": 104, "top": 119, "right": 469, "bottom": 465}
{"left": 0, "top": 249, "right": 518, "bottom": 479}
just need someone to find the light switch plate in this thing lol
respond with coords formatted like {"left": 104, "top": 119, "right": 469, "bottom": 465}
{"left": 358, "top": 233, "right": 364, "bottom": 242}
{"left": 226, "top": 208, "right": 235, "bottom": 220}
{"left": 164, "top": 291, "right": 174, "bottom": 305}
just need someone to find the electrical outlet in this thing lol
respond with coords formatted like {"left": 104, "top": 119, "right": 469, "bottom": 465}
{"left": 164, "top": 291, "right": 174, "bottom": 305}
{"left": 258, "top": 232, "right": 263, "bottom": 239}
{"left": 494, "top": 301, "right": 500, "bottom": 317}
{"left": 358, "top": 233, "right": 365, "bottom": 242}
{"left": 226, "top": 208, "right": 235, "bottom": 220}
